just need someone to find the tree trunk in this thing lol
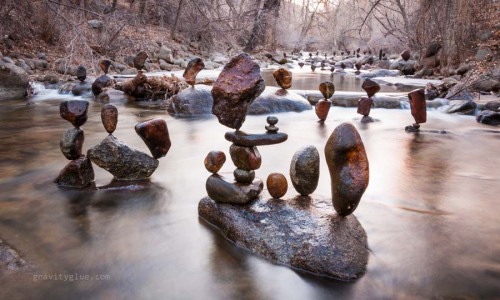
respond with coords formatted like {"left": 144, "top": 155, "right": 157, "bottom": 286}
{"left": 243, "top": 0, "right": 280, "bottom": 53}
{"left": 171, "top": 0, "right": 185, "bottom": 39}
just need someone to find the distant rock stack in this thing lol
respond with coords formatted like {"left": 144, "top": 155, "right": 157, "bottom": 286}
{"left": 133, "top": 51, "right": 148, "bottom": 71}
{"left": 205, "top": 53, "right": 288, "bottom": 203}
{"left": 92, "top": 59, "right": 115, "bottom": 96}
{"left": 357, "top": 78, "right": 381, "bottom": 123}
{"left": 273, "top": 68, "right": 292, "bottom": 90}
{"left": 99, "top": 59, "right": 112, "bottom": 74}
{"left": 401, "top": 49, "right": 411, "bottom": 62}
{"left": 315, "top": 81, "right": 334, "bottom": 122}
{"left": 55, "top": 100, "right": 95, "bottom": 188}
{"left": 87, "top": 104, "right": 171, "bottom": 180}
{"left": 405, "top": 88, "right": 426, "bottom": 132}
{"left": 76, "top": 65, "right": 86, "bottom": 82}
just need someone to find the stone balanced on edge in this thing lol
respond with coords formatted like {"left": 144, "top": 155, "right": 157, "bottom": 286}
{"left": 357, "top": 78, "right": 381, "bottom": 123}
{"left": 405, "top": 88, "right": 426, "bottom": 132}
{"left": 315, "top": 81, "right": 335, "bottom": 122}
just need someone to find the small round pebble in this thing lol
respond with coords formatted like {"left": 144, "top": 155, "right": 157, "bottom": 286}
{"left": 204, "top": 151, "right": 226, "bottom": 173}
{"left": 266, "top": 173, "right": 288, "bottom": 199}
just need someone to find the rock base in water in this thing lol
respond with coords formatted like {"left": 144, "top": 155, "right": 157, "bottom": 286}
{"left": 198, "top": 196, "right": 368, "bottom": 280}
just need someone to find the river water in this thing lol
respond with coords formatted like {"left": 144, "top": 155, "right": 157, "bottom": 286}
{"left": 0, "top": 74, "right": 499, "bottom": 299}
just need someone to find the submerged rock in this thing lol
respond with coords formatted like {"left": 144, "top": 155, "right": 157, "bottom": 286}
{"left": 55, "top": 155, "right": 94, "bottom": 188}
{"left": 71, "top": 82, "right": 92, "bottom": 96}
{"left": 290, "top": 146, "right": 320, "bottom": 196}
{"left": 170, "top": 85, "right": 214, "bottom": 116}
{"left": 211, "top": 53, "right": 265, "bottom": 129}
{"left": 476, "top": 110, "right": 500, "bottom": 126}
{"left": 447, "top": 100, "right": 477, "bottom": 115}
{"left": 325, "top": 123, "right": 369, "bottom": 216}
{"left": 198, "top": 196, "right": 369, "bottom": 280}
{"left": 249, "top": 88, "right": 311, "bottom": 115}
{"left": 87, "top": 135, "right": 158, "bottom": 180}
{"left": 205, "top": 174, "right": 263, "bottom": 204}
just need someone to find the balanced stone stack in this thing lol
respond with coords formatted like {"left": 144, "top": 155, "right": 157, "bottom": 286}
{"left": 357, "top": 78, "right": 381, "bottom": 122}
{"left": 55, "top": 100, "right": 95, "bottom": 188}
{"left": 405, "top": 88, "right": 426, "bottom": 132}
{"left": 205, "top": 53, "right": 288, "bottom": 204}
{"left": 92, "top": 59, "right": 115, "bottom": 96}
{"left": 315, "top": 81, "right": 335, "bottom": 122}
{"left": 87, "top": 104, "right": 170, "bottom": 180}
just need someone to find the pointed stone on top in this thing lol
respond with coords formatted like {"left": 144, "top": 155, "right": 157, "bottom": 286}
{"left": 211, "top": 53, "right": 265, "bottom": 129}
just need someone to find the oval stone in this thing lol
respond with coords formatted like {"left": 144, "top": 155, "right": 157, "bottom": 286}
{"left": 273, "top": 68, "right": 292, "bottom": 89}
{"left": 325, "top": 123, "right": 369, "bottom": 216}
{"left": 204, "top": 151, "right": 226, "bottom": 173}
{"left": 315, "top": 99, "right": 331, "bottom": 121}
{"left": 60, "top": 127, "right": 84, "bottom": 160}
{"left": 101, "top": 104, "right": 118, "bottom": 134}
{"left": 234, "top": 169, "right": 255, "bottom": 184}
{"left": 134, "top": 118, "right": 172, "bottom": 159}
{"left": 266, "top": 173, "right": 288, "bottom": 199}
{"left": 290, "top": 145, "right": 320, "bottom": 196}
{"left": 229, "top": 144, "right": 262, "bottom": 171}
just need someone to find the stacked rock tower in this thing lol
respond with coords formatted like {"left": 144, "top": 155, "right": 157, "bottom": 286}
{"left": 315, "top": 81, "right": 335, "bottom": 122}
{"left": 55, "top": 100, "right": 95, "bottom": 188}
{"left": 357, "top": 78, "right": 381, "bottom": 122}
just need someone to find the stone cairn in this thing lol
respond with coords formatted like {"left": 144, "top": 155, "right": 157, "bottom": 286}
{"left": 55, "top": 100, "right": 95, "bottom": 188}
{"left": 183, "top": 58, "right": 205, "bottom": 86}
{"left": 405, "top": 88, "right": 426, "bottom": 132}
{"left": 87, "top": 104, "right": 171, "bottom": 181}
{"left": 92, "top": 59, "right": 115, "bottom": 96}
{"left": 204, "top": 53, "right": 288, "bottom": 203}
{"left": 357, "top": 78, "right": 381, "bottom": 123}
{"left": 315, "top": 81, "right": 335, "bottom": 122}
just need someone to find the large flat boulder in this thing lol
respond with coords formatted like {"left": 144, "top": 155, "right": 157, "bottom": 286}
{"left": 198, "top": 196, "right": 368, "bottom": 280}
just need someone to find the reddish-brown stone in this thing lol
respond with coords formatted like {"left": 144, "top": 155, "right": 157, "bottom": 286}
{"left": 101, "top": 104, "right": 118, "bottom": 134}
{"left": 266, "top": 173, "right": 288, "bottom": 199}
{"left": 355, "top": 61, "right": 362, "bottom": 71}
{"left": 325, "top": 123, "right": 369, "bottom": 216}
{"left": 315, "top": 99, "right": 331, "bottom": 121}
{"left": 204, "top": 151, "right": 226, "bottom": 173}
{"left": 361, "top": 79, "right": 380, "bottom": 97}
{"left": 211, "top": 53, "right": 265, "bottom": 129}
{"left": 229, "top": 144, "right": 262, "bottom": 171}
{"left": 54, "top": 155, "right": 95, "bottom": 188}
{"left": 401, "top": 50, "right": 411, "bottom": 61}
{"left": 99, "top": 59, "right": 112, "bottom": 74}
{"left": 60, "top": 100, "right": 89, "bottom": 127}
{"left": 183, "top": 58, "right": 205, "bottom": 86}
{"left": 91, "top": 75, "right": 114, "bottom": 96}
{"left": 273, "top": 68, "right": 292, "bottom": 89}
{"left": 134, "top": 118, "right": 171, "bottom": 159}
{"left": 357, "top": 97, "right": 373, "bottom": 116}
{"left": 408, "top": 88, "right": 427, "bottom": 124}
{"left": 319, "top": 81, "right": 335, "bottom": 99}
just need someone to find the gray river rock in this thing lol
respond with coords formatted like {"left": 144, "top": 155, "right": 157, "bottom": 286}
{"left": 198, "top": 196, "right": 369, "bottom": 280}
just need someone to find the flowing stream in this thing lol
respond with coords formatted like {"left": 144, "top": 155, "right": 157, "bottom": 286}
{"left": 0, "top": 73, "right": 499, "bottom": 299}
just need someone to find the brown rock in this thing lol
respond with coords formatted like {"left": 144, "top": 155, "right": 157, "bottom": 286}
{"left": 266, "top": 173, "right": 288, "bottom": 199}
{"left": 401, "top": 50, "right": 411, "bottom": 61}
{"left": 355, "top": 61, "right": 362, "bottom": 71}
{"left": 59, "top": 100, "right": 89, "bottom": 127}
{"left": 211, "top": 53, "right": 265, "bottom": 129}
{"left": 408, "top": 88, "right": 426, "bottom": 124}
{"left": 361, "top": 79, "right": 380, "bottom": 97}
{"left": 91, "top": 75, "right": 115, "bottom": 96}
{"left": 357, "top": 97, "right": 373, "bottom": 116}
{"left": 234, "top": 169, "right": 255, "bottom": 184}
{"left": 60, "top": 127, "right": 84, "bottom": 160}
{"left": 319, "top": 81, "right": 335, "bottom": 99}
{"left": 229, "top": 144, "right": 261, "bottom": 171}
{"left": 133, "top": 51, "right": 148, "bottom": 70}
{"left": 206, "top": 174, "right": 263, "bottom": 204}
{"left": 289, "top": 145, "right": 320, "bottom": 196}
{"left": 183, "top": 58, "right": 205, "bottom": 86}
{"left": 315, "top": 99, "right": 331, "bottom": 121}
{"left": 101, "top": 104, "right": 118, "bottom": 134}
{"left": 273, "top": 68, "right": 292, "bottom": 89}
{"left": 204, "top": 151, "right": 226, "bottom": 173}
{"left": 134, "top": 118, "right": 171, "bottom": 159}
{"left": 54, "top": 155, "right": 95, "bottom": 188}
{"left": 76, "top": 65, "right": 86, "bottom": 82}
{"left": 99, "top": 59, "right": 111, "bottom": 74}
{"left": 325, "top": 123, "right": 369, "bottom": 216}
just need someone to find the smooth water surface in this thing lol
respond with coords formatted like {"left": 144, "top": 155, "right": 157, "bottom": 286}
{"left": 0, "top": 92, "right": 499, "bottom": 299}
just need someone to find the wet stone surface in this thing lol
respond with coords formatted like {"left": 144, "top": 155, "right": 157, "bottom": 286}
{"left": 204, "top": 151, "right": 226, "bottom": 174}
{"left": 273, "top": 68, "right": 292, "bottom": 89}
{"left": 225, "top": 131, "right": 288, "bottom": 147}
{"left": 290, "top": 145, "right": 320, "bottom": 196}
{"left": 60, "top": 127, "right": 84, "bottom": 160}
{"left": 198, "top": 196, "right": 369, "bottom": 280}
{"left": 59, "top": 100, "right": 89, "bottom": 128}
{"left": 135, "top": 118, "right": 171, "bottom": 159}
{"left": 205, "top": 174, "right": 263, "bottom": 204}
{"left": 54, "top": 155, "right": 95, "bottom": 188}
{"left": 101, "top": 104, "right": 118, "bottom": 134}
